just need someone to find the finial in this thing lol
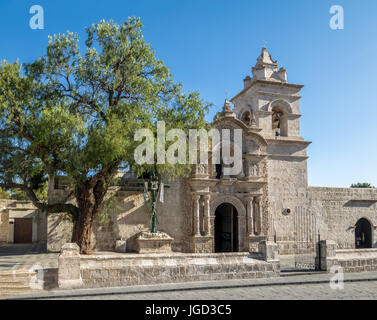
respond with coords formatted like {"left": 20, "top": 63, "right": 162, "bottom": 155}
{"left": 217, "top": 98, "right": 235, "bottom": 119}
{"left": 262, "top": 40, "right": 268, "bottom": 48}
{"left": 223, "top": 99, "right": 232, "bottom": 112}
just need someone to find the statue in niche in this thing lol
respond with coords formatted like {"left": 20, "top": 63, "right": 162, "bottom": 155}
{"left": 249, "top": 162, "right": 259, "bottom": 176}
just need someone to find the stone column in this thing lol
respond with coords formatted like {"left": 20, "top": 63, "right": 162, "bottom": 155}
{"left": 246, "top": 196, "right": 254, "bottom": 236}
{"left": 192, "top": 194, "right": 201, "bottom": 236}
{"left": 253, "top": 197, "right": 261, "bottom": 235}
{"left": 203, "top": 194, "right": 211, "bottom": 236}
{"left": 245, "top": 161, "right": 250, "bottom": 179}
{"left": 58, "top": 243, "right": 83, "bottom": 289}
{"left": 319, "top": 240, "right": 338, "bottom": 272}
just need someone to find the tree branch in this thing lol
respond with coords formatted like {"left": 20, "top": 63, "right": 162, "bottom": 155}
{"left": 0, "top": 180, "right": 78, "bottom": 218}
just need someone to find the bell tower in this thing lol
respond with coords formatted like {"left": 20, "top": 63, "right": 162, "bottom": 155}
{"left": 230, "top": 48, "right": 312, "bottom": 253}
{"left": 231, "top": 47, "right": 304, "bottom": 140}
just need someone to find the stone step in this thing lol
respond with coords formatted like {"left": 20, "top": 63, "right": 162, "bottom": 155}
{"left": 0, "top": 278, "right": 31, "bottom": 285}
{"left": 0, "top": 283, "right": 31, "bottom": 289}
{"left": 0, "top": 270, "right": 38, "bottom": 297}
{"left": 0, "top": 270, "right": 37, "bottom": 279}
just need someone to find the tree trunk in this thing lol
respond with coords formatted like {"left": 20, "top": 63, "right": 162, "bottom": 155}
{"left": 71, "top": 205, "right": 97, "bottom": 254}
{"left": 71, "top": 180, "right": 107, "bottom": 254}
{"left": 70, "top": 165, "right": 118, "bottom": 254}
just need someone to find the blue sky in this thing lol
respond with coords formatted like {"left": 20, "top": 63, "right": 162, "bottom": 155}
{"left": 0, "top": 0, "right": 376, "bottom": 187}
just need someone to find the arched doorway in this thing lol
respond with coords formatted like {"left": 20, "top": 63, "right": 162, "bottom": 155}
{"left": 355, "top": 218, "right": 372, "bottom": 249}
{"left": 214, "top": 203, "right": 238, "bottom": 252}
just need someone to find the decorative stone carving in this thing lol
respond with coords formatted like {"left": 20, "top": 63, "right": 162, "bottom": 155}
{"left": 196, "top": 164, "right": 208, "bottom": 176}
{"left": 203, "top": 194, "right": 211, "bottom": 236}
{"left": 218, "top": 99, "right": 236, "bottom": 118}
{"left": 191, "top": 236, "right": 213, "bottom": 253}
{"left": 246, "top": 196, "right": 254, "bottom": 237}
{"left": 249, "top": 162, "right": 259, "bottom": 177}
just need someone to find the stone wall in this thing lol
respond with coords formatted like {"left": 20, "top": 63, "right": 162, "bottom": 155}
{"left": 46, "top": 183, "right": 377, "bottom": 255}
{"left": 47, "top": 178, "right": 189, "bottom": 253}
{"left": 270, "top": 186, "right": 377, "bottom": 255}
{"left": 319, "top": 240, "right": 377, "bottom": 273}
{"left": 309, "top": 187, "right": 377, "bottom": 249}
{"left": 47, "top": 214, "right": 74, "bottom": 252}
{"left": 78, "top": 252, "right": 279, "bottom": 288}
{"left": 56, "top": 242, "right": 279, "bottom": 289}
{"left": 267, "top": 155, "right": 309, "bottom": 255}
{"left": 335, "top": 249, "right": 377, "bottom": 273}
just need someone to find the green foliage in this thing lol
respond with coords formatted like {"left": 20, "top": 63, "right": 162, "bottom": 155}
{"left": 9, "top": 189, "right": 29, "bottom": 200}
{"left": 0, "top": 187, "right": 10, "bottom": 199}
{"left": 0, "top": 17, "right": 209, "bottom": 219}
{"left": 351, "top": 182, "right": 375, "bottom": 189}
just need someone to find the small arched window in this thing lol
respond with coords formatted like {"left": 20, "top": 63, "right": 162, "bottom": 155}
{"left": 241, "top": 111, "right": 251, "bottom": 126}
{"left": 272, "top": 106, "right": 288, "bottom": 137}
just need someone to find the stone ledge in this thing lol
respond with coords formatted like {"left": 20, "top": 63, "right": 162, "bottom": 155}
{"left": 80, "top": 251, "right": 255, "bottom": 260}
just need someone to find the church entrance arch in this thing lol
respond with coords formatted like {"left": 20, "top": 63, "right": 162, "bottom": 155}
{"left": 214, "top": 203, "right": 239, "bottom": 253}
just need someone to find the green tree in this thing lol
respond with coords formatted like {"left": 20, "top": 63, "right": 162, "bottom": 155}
{"left": 351, "top": 182, "right": 375, "bottom": 188}
{"left": 0, "top": 18, "right": 209, "bottom": 253}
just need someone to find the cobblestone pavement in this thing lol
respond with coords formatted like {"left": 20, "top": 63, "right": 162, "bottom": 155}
{"left": 0, "top": 244, "right": 58, "bottom": 270}
{"left": 77, "top": 281, "right": 377, "bottom": 300}
{"left": 7, "top": 271, "right": 377, "bottom": 300}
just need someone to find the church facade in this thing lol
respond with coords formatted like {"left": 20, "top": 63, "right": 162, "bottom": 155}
{"left": 43, "top": 48, "right": 377, "bottom": 261}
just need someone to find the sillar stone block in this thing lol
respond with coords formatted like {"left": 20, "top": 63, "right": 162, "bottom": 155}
{"left": 136, "top": 231, "right": 173, "bottom": 254}
{"left": 58, "top": 243, "right": 83, "bottom": 289}
{"left": 258, "top": 240, "right": 279, "bottom": 262}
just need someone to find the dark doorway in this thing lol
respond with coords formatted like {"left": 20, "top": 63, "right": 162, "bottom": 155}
{"left": 14, "top": 218, "right": 33, "bottom": 244}
{"left": 215, "top": 164, "right": 222, "bottom": 179}
{"left": 214, "top": 203, "right": 238, "bottom": 252}
{"left": 355, "top": 218, "right": 372, "bottom": 249}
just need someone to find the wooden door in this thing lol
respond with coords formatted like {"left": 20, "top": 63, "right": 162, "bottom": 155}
{"left": 14, "top": 218, "right": 33, "bottom": 243}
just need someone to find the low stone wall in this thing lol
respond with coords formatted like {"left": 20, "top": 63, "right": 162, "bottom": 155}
{"left": 79, "top": 252, "right": 280, "bottom": 288}
{"left": 335, "top": 249, "right": 377, "bottom": 273}
{"left": 58, "top": 242, "right": 280, "bottom": 289}
{"left": 319, "top": 240, "right": 377, "bottom": 273}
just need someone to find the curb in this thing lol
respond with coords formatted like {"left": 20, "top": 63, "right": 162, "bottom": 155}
{"left": 5, "top": 275, "right": 377, "bottom": 300}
